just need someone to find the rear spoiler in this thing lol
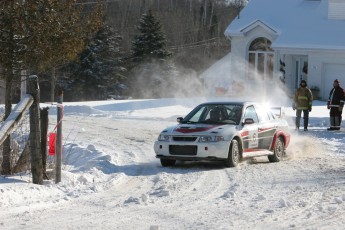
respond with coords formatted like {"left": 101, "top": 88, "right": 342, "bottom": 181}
{"left": 270, "top": 107, "right": 284, "bottom": 118}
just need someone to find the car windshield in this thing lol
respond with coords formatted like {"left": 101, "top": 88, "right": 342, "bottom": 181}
{"left": 181, "top": 104, "right": 243, "bottom": 125}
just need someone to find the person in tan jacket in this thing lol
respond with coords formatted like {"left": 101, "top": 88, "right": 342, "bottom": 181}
{"left": 293, "top": 80, "right": 313, "bottom": 131}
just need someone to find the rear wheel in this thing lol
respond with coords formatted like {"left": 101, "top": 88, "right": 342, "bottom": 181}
{"left": 224, "top": 139, "right": 240, "bottom": 167}
{"left": 268, "top": 137, "right": 285, "bottom": 162}
{"left": 160, "top": 158, "right": 176, "bottom": 167}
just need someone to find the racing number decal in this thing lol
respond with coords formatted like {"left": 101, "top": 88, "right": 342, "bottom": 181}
{"left": 248, "top": 129, "right": 259, "bottom": 148}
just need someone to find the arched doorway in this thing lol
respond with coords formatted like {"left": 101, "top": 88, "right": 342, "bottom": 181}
{"left": 248, "top": 37, "right": 274, "bottom": 81}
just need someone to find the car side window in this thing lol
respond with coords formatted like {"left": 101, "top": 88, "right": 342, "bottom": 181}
{"left": 243, "top": 106, "right": 259, "bottom": 123}
{"left": 255, "top": 106, "right": 270, "bottom": 122}
{"left": 268, "top": 111, "right": 276, "bottom": 120}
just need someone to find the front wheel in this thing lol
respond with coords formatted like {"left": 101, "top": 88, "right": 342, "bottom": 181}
{"left": 224, "top": 139, "right": 240, "bottom": 167}
{"left": 160, "top": 158, "right": 176, "bottom": 167}
{"left": 268, "top": 137, "right": 285, "bottom": 162}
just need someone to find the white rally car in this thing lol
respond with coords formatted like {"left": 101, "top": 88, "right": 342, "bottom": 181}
{"left": 154, "top": 101, "right": 291, "bottom": 167}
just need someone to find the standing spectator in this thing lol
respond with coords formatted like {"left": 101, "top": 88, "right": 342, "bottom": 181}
{"left": 327, "top": 79, "right": 345, "bottom": 130}
{"left": 293, "top": 80, "right": 313, "bottom": 131}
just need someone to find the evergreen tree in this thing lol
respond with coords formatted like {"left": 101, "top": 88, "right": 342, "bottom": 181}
{"left": 0, "top": 0, "right": 102, "bottom": 177}
{"left": 129, "top": 10, "right": 173, "bottom": 98}
{"left": 63, "top": 24, "right": 125, "bottom": 101}
{"left": 131, "top": 9, "right": 170, "bottom": 63}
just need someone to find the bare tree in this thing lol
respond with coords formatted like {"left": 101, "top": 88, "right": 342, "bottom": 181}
{"left": 232, "top": 0, "right": 247, "bottom": 19}
{"left": 105, "top": 0, "right": 238, "bottom": 73}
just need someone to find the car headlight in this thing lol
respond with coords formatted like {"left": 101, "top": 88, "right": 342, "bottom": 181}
{"left": 199, "top": 136, "right": 224, "bottom": 142}
{"left": 158, "top": 134, "right": 171, "bottom": 141}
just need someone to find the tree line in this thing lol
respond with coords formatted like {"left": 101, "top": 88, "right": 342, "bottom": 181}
{"left": 107, "top": 0, "right": 238, "bottom": 71}
{"left": 56, "top": 0, "right": 242, "bottom": 100}
{"left": 0, "top": 0, "right": 245, "bottom": 177}
{"left": 1, "top": 0, "right": 242, "bottom": 102}
{"left": 101, "top": 0, "right": 241, "bottom": 99}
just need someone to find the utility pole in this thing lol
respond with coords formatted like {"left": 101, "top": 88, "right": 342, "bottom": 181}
{"left": 55, "top": 88, "right": 63, "bottom": 183}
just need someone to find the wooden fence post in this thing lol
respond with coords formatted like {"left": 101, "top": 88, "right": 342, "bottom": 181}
{"left": 40, "top": 107, "right": 49, "bottom": 180}
{"left": 55, "top": 88, "right": 63, "bottom": 183}
{"left": 28, "top": 75, "right": 43, "bottom": 185}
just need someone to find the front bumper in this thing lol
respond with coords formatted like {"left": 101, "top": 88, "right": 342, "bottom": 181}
{"left": 154, "top": 141, "right": 230, "bottom": 160}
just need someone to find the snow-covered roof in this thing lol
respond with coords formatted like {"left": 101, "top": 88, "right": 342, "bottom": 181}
{"left": 224, "top": 0, "right": 345, "bottom": 51}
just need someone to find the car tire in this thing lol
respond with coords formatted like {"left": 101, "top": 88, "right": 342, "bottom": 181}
{"left": 224, "top": 139, "right": 240, "bottom": 167}
{"left": 160, "top": 158, "right": 176, "bottom": 167}
{"left": 268, "top": 136, "right": 285, "bottom": 162}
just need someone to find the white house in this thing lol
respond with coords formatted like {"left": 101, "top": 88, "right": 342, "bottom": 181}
{"left": 202, "top": 0, "right": 345, "bottom": 100}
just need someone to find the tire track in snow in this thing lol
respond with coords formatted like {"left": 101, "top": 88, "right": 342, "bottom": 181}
{"left": 37, "top": 115, "right": 345, "bottom": 230}
{"left": 160, "top": 165, "right": 230, "bottom": 201}
{"left": 241, "top": 133, "right": 345, "bottom": 229}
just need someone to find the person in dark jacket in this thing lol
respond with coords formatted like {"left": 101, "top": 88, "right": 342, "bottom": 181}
{"left": 327, "top": 79, "right": 345, "bottom": 130}
{"left": 293, "top": 80, "right": 313, "bottom": 131}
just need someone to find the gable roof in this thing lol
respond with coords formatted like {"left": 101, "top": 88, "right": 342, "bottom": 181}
{"left": 224, "top": 0, "right": 345, "bottom": 51}
{"left": 230, "top": 20, "right": 280, "bottom": 37}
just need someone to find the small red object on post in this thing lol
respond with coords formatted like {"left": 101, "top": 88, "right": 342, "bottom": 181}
{"left": 48, "top": 132, "right": 56, "bottom": 156}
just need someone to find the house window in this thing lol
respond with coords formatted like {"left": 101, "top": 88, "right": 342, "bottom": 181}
{"left": 248, "top": 37, "right": 274, "bottom": 81}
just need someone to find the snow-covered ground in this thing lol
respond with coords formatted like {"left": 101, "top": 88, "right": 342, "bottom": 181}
{"left": 1, "top": 97, "right": 345, "bottom": 230}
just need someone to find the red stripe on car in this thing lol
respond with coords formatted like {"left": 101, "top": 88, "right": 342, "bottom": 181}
{"left": 175, "top": 126, "right": 218, "bottom": 133}
{"left": 240, "top": 131, "right": 249, "bottom": 137}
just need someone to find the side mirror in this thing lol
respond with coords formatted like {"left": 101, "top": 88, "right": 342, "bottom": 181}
{"left": 243, "top": 118, "right": 255, "bottom": 125}
{"left": 177, "top": 117, "right": 183, "bottom": 123}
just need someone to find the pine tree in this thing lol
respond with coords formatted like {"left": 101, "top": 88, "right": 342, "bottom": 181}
{"left": 0, "top": 0, "right": 102, "bottom": 177}
{"left": 64, "top": 24, "right": 125, "bottom": 101}
{"left": 129, "top": 10, "right": 174, "bottom": 98}
{"left": 131, "top": 9, "right": 170, "bottom": 63}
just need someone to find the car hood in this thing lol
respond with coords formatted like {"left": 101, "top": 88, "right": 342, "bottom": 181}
{"left": 162, "top": 123, "right": 237, "bottom": 135}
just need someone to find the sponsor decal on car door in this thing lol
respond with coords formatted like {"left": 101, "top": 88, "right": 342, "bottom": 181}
{"left": 258, "top": 123, "right": 276, "bottom": 149}
{"left": 247, "top": 125, "right": 259, "bottom": 149}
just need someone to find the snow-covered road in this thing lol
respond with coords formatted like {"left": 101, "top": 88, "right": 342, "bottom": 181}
{"left": 1, "top": 99, "right": 345, "bottom": 230}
